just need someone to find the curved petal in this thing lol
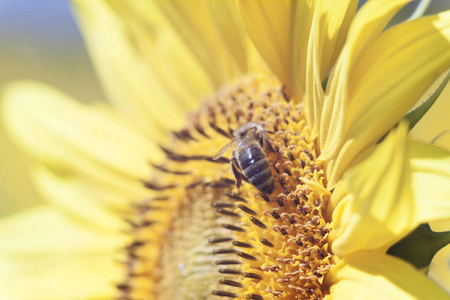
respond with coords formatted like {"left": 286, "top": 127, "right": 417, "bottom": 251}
{"left": 238, "top": 0, "right": 357, "bottom": 104}
{"left": 429, "top": 243, "right": 450, "bottom": 294}
{"left": 238, "top": 0, "right": 292, "bottom": 90}
{"left": 155, "top": 0, "right": 247, "bottom": 84}
{"left": 320, "top": 0, "right": 411, "bottom": 157}
{"left": 0, "top": 206, "right": 126, "bottom": 300}
{"left": 410, "top": 77, "right": 450, "bottom": 150}
{"left": 0, "top": 127, "right": 41, "bottom": 214}
{"left": 325, "top": 251, "right": 448, "bottom": 299}
{"left": 314, "top": 0, "right": 358, "bottom": 81}
{"left": 330, "top": 122, "right": 415, "bottom": 256}
{"left": 1, "top": 82, "right": 157, "bottom": 208}
{"left": 325, "top": 9, "right": 450, "bottom": 187}
{"left": 331, "top": 121, "right": 450, "bottom": 256}
{"left": 430, "top": 219, "right": 450, "bottom": 232}
{"left": 409, "top": 141, "right": 450, "bottom": 224}
{"left": 300, "top": 0, "right": 357, "bottom": 129}
{"left": 30, "top": 165, "right": 124, "bottom": 231}
{"left": 73, "top": 0, "right": 214, "bottom": 136}
{"left": 304, "top": 13, "right": 325, "bottom": 133}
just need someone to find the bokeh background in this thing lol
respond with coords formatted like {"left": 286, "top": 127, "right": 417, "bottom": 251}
{"left": 1, "top": 0, "right": 450, "bottom": 217}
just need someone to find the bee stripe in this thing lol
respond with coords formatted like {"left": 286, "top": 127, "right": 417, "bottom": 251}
{"left": 255, "top": 178, "right": 275, "bottom": 194}
{"left": 248, "top": 167, "right": 272, "bottom": 187}
{"left": 238, "top": 145, "right": 266, "bottom": 170}
{"left": 243, "top": 158, "right": 270, "bottom": 180}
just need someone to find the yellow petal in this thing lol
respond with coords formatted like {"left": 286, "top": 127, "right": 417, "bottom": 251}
{"left": 429, "top": 243, "right": 450, "bottom": 294}
{"left": 326, "top": 9, "right": 450, "bottom": 187}
{"left": 410, "top": 75, "right": 450, "bottom": 150}
{"left": 0, "top": 206, "right": 125, "bottom": 300}
{"left": 2, "top": 81, "right": 157, "bottom": 204}
{"left": 292, "top": 0, "right": 316, "bottom": 106}
{"left": 30, "top": 165, "right": 123, "bottom": 231}
{"left": 300, "top": 0, "right": 358, "bottom": 130}
{"left": 73, "top": 0, "right": 212, "bottom": 136}
{"left": 430, "top": 219, "right": 450, "bottom": 232}
{"left": 0, "top": 126, "right": 41, "bottom": 215}
{"left": 304, "top": 12, "right": 325, "bottom": 133}
{"left": 409, "top": 141, "right": 450, "bottom": 224}
{"left": 331, "top": 123, "right": 415, "bottom": 256}
{"left": 332, "top": 121, "right": 450, "bottom": 256}
{"left": 238, "top": 0, "right": 292, "bottom": 90}
{"left": 320, "top": 0, "right": 412, "bottom": 185}
{"left": 206, "top": 1, "right": 247, "bottom": 72}
{"left": 156, "top": 0, "right": 247, "bottom": 84}
{"left": 325, "top": 251, "right": 449, "bottom": 299}
{"left": 315, "top": 0, "right": 358, "bottom": 81}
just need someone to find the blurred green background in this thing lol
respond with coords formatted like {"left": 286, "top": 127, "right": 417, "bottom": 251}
{"left": 1, "top": 0, "right": 450, "bottom": 217}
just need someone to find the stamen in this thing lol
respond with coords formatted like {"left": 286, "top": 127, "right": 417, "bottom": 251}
{"left": 222, "top": 224, "right": 246, "bottom": 232}
{"left": 141, "top": 180, "right": 176, "bottom": 190}
{"left": 219, "top": 279, "right": 244, "bottom": 288}
{"left": 215, "top": 259, "right": 242, "bottom": 265}
{"left": 218, "top": 268, "right": 243, "bottom": 275}
{"left": 232, "top": 240, "right": 253, "bottom": 248}
{"left": 216, "top": 208, "right": 240, "bottom": 217}
{"left": 213, "top": 249, "right": 237, "bottom": 254}
{"left": 249, "top": 216, "right": 267, "bottom": 229}
{"left": 208, "top": 237, "right": 234, "bottom": 244}
{"left": 150, "top": 163, "right": 191, "bottom": 175}
{"left": 246, "top": 294, "right": 264, "bottom": 300}
{"left": 212, "top": 290, "right": 239, "bottom": 298}
{"left": 236, "top": 251, "right": 258, "bottom": 261}
{"left": 236, "top": 204, "right": 258, "bottom": 216}
{"left": 259, "top": 238, "right": 274, "bottom": 248}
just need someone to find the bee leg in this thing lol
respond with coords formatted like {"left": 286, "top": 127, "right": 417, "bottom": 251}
{"left": 260, "top": 134, "right": 276, "bottom": 152}
{"left": 231, "top": 157, "right": 243, "bottom": 190}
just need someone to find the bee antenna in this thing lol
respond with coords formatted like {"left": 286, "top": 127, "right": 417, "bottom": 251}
{"left": 261, "top": 129, "right": 275, "bottom": 135}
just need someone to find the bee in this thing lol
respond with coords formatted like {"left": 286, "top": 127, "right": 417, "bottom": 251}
{"left": 214, "top": 122, "right": 275, "bottom": 194}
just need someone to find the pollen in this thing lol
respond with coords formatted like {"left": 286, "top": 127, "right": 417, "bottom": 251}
{"left": 118, "top": 77, "right": 336, "bottom": 300}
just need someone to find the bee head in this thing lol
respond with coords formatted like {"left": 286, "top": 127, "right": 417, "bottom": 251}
{"left": 233, "top": 122, "right": 265, "bottom": 140}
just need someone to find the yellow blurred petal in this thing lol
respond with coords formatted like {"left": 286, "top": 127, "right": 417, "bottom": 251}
{"left": 239, "top": 0, "right": 357, "bottom": 107}
{"left": 332, "top": 122, "right": 450, "bottom": 256}
{"left": 299, "top": 0, "right": 357, "bottom": 130}
{"left": 325, "top": 251, "right": 448, "bottom": 299}
{"left": 429, "top": 243, "right": 450, "bottom": 294}
{"left": 410, "top": 75, "right": 450, "bottom": 150}
{"left": 2, "top": 81, "right": 157, "bottom": 205}
{"left": 0, "top": 125, "right": 41, "bottom": 216}
{"left": 73, "top": 0, "right": 211, "bottom": 137}
{"left": 430, "top": 219, "right": 450, "bottom": 232}
{"left": 331, "top": 123, "right": 415, "bottom": 256}
{"left": 206, "top": 1, "right": 247, "bottom": 72}
{"left": 409, "top": 141, "right": 450, "bottom": 224}
{"left": 30, "top": 165, "right": 123, "bottom": 231}
{"left": 156, "top": 0, "right": 247, "bottom": 85}
{"left": 304, "top": 13, "right": 325, "bottom": 133}
{"left": 320, "top": 0, "right": 411, "bottom": 185}
{"left": 329, "top": 11, "right": 450, "bottom": 186}
{"left": 238, "top": 0, "right": 292, "bottom": 90}
{"left": 292, "top": 0, "right": 315, "bottom": 106}
{"left": 315, "top": 0, "right": 358, "bottom": 81}
{"left": 0, "top": 206, "right": 125, "bottom": 300}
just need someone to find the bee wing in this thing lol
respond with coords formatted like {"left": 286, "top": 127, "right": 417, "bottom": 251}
{"left": 213, "top": 139, "right": 236, "bottom": 160}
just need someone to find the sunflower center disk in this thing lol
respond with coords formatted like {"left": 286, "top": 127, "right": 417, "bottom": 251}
{"left": 122, "top": 77, "right": 335, "bottom": 300}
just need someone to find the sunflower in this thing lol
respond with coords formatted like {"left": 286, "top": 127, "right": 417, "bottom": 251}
{"left": 1, "top": 0, "right": 450, "bottom": 299}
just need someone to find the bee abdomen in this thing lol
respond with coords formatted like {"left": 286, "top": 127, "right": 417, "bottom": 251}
{"left": 248, "top": 164, "right": 274, "bottom": 194}
{"left": 238, "top": 146, "right": 274, "bottom": 194}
